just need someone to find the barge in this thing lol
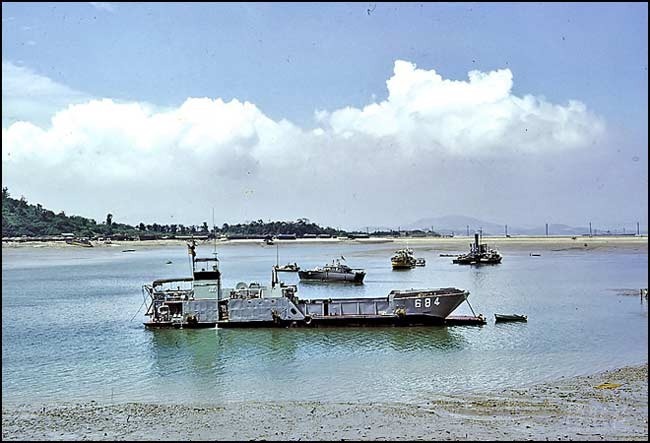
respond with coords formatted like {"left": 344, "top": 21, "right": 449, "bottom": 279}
{"left": 143, "top": 241, "right": 474, "bottom": 329}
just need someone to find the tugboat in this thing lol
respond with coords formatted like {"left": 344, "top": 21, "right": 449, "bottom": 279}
{"left": 298, "top": 258, "right": 365, "bottom": 283}
{"left": 453, "top": 233, "right": 502, "bottom": 265}
{"left": 391, "top": 248, "right": 416, "bottom": 269}
{"left": 142, "top": 241, "right": 476, "bottom": 328}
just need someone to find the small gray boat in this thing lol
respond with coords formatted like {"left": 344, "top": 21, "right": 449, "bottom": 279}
{"left": 298, "top": 258, "right": 365, "bottom": 283}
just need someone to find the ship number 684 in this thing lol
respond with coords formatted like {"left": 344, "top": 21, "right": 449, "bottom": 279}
{"left": 415, "top": 297, "right": 440, "bottom": 308}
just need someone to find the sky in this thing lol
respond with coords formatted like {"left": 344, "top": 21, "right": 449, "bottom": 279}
{"left": 2, "top": 2, "right": 648, "bottom": 231}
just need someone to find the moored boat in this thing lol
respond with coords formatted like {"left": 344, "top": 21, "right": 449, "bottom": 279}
{"left": 142, "top": 242, "right": 473, "bottom": 328}
{"left": 66, "top": 238, "right": 93, "bottom": 247}
{"left": 452, "top": 233, "right": 502, "bottom": 265}
{"left": 494, "top": 313, "right": 527, "bottom": 322}
{"left": 298, "top": 258, "right": 365, "bottom": 283}
{"left": 391, "top": 248, "right": 416, "bottom": 269}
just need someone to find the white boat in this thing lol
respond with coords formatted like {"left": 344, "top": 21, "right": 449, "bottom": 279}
{"left": 276, "top": 263, "right": 300, "bottom": 272}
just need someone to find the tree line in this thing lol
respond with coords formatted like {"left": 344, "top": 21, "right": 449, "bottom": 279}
{"left": 1, "top": 188, "right": 346, "bottom": 239}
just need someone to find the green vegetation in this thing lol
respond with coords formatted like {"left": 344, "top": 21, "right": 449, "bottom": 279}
{"left": 4, "top": 187, "right": 97, "bottom": 238}
{"left": 1, "top": 188, "right": 345, "bottom": 239}
{"left": 220, "top": 218, "right": 343, "bottom": 238}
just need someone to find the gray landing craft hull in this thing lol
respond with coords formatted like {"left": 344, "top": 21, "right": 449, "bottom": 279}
{"left": 145, "top": 290, "right": 468, "bottom": 329}
{"left": 216, "top": 290, "right": 467, "bottom": 328}
{"left": 143, "top": 243, "right": 468, "bottom": 329}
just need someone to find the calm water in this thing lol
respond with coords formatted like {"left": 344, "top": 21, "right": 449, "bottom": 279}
{"left": 2, "top": 241, "right": 647, "bottom": 406}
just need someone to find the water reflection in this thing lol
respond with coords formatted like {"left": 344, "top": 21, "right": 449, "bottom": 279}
{"left": 147, "top": 325, "right": 466, "bottom": 373}
{"left": 147, "top": 329, "right": 224, "bottom": 376}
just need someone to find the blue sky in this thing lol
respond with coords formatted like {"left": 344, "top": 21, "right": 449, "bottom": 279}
{"left": 2, "top": 2, "right": 648, "bottom": 230}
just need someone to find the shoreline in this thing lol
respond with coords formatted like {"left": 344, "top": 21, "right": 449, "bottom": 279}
{"left": 2, "top": 235, "right": 648, "bottom": 252}
{"left": 2, "top": 363, "right": 646, "bottom": 441}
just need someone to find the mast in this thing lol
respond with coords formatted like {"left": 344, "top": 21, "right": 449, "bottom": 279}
{"left": 212, "top": 208, "right": 221, "bottom": 299}
{"left": 212, "top": 208, "right": 219, "bottom": 268}
{"left": 187, "top": 239, "right": 196, "bottom": 275}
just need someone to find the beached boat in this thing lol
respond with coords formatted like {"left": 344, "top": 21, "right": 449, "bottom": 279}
{"left": 452, "top": 233, "right": 502, "bottom": 265}
{"left": 391, "top": 248, "right": 416, "bottom": 269}
{"left": 415, "top": 257, "right": 426, "bottom": 266}
{"left": 277, "top": 263, "right": 300, "bottom": 272}
{"left": 494, "top": 313, "right": 527, "bottom": 322}
{"left": 66, "top": 238, "right": 93, "bottom": 247}
{"left": 298, "top": 258, "right": 365, "bottom": 283}
{"left": 142, "top": 241, "right": 472, "bottom": 328}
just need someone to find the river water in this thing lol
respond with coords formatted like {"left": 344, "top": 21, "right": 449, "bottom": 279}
{"left": 2, "top": 240, "right": 647, "bottom": 406}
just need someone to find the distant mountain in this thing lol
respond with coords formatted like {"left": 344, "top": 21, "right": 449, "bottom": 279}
{"left": 406, "top": 215, "right": 596, "bottom": 236}
{"left": 407, "top": 215, "right": 506, "bottom": 236}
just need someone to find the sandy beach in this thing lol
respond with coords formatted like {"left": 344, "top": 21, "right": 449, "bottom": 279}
{"left": 2, "top": 363, "right": 647, "bottom": 441}
{"left": 2, "top": 235, "right": 648, "bottom": 253}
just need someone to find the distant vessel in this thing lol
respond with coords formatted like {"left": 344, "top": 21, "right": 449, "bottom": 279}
{"left": 142, "top": 242, "right": 473, "bottom": 328}
{"left": 277, "top": 262, "right": 300, "bottom": 272}
{"left": 391, "top": 248, "right": 416, "bottom": 269}
{"left": 415, "top": 257, "right": 426, "bottom": 267}
{"left": 298, "top": 258, "right": 365, "bottom": 283}
{"left": 452, "top": 233, "right": 502, "bottom": 265}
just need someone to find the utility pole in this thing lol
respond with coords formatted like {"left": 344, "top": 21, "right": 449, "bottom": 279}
{"left": 466, "top": 225, "right": 470, "bottom": 237}
{"left": 589, "top": 222, "right": 592, "bottom": 237}
{"left": 505, "top": 224, "right": 508, "bottom": 237}
{"left": 637, "top": 222, "right": 640, "bottom": 236}
{"left": 545, "top": 223, "right": 548, "bottom": 236}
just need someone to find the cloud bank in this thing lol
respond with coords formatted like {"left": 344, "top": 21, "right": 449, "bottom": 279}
{"left": 3, "top": 60, "right": 618, "bottom": 228}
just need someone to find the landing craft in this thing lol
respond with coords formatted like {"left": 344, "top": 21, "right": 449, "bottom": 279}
{"left": 143, "top": 241, "right": 476, "bottom": 328}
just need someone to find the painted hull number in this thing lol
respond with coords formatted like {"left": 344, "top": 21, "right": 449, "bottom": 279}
{"left": 414, "top": 297, "right": 440, "bottom": 308}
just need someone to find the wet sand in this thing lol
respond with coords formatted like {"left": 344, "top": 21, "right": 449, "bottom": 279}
{"left": 3, "top": 363, "right": 647, "bottom": 441}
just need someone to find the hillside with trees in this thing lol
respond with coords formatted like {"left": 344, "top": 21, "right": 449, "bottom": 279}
{"left": 1, "top": 188, "right": 347, "bottom": 239}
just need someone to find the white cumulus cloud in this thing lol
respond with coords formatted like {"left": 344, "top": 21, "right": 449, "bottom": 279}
{"left": 2, "top": 60, "right": 609, "bottom": 227}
